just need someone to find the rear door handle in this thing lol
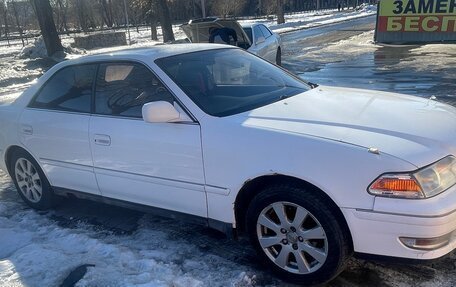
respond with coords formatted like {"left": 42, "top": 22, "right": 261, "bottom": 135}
{"left": 21, "top": 124, "right": 33, "bottom": 135}
{"left": 94, "top": 134, "right": 111, "bottom": 146}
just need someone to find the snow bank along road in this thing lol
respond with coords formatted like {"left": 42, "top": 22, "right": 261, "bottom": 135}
{"left": 1, "top": 16, "right": 456, "bottom": 287}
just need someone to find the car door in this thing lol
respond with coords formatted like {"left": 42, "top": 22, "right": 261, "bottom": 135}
{"left": 89, "top": 62, "right": 207, "bottom": 217}
{"left": 259, "top": 25, "right": 279, "bottom": 63}
{"left": 251, "top": 25, "right": 268, "bottom": 59}
{"left": 19, "top": 64, "right": 100, "bottom": 195}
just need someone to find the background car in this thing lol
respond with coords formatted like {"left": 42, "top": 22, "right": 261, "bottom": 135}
{"left": 240, "top": 22, "right": 282, "bottom": 66}
{"left": 181, "top": 18, "right": 282, "bottom": 65}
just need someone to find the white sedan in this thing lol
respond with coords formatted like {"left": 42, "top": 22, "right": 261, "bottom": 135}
{"left": 1, "top": 44, "right": 456, "bottom": 285}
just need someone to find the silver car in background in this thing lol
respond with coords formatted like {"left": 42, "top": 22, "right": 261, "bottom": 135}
{"left": 241, "top": 23, "right": 282, "bottom": 66}
{"left": 181, "top": 18, "right": 282, "bottom": 65}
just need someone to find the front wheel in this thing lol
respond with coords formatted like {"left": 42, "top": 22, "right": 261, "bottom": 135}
{"left": 10, "top": 150, "right": 58, "bottom": 210}
{"left": 246, "top": 184, "right": 351, "bottom": 285}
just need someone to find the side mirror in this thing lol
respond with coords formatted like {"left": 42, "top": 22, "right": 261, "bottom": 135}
{"left": 142, "top": 101, "right": 189, "bottom": 123}
{"left": 256, "top": 36, "right": 265, "bottom": 45}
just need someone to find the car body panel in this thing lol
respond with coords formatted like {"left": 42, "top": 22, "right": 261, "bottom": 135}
{"left": 1, "top": 45, "right": 456, "bottom": 261}
{"left": 19, "top": 109, "right": 100, "bottom": 195}
{"left": 89, "top": 115, "right": 207, "bottom": 217}
{"left": 239, "top": 85, "right": 456, "bottom": 168}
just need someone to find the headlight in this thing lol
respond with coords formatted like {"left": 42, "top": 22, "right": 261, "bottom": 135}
{"left": 368, "top": 156, "right": 456, "bottom": 199}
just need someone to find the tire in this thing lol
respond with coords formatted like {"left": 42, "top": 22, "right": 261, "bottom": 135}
{"left": 10, "top": 149, "right": 58, "bottom": 210}
{"left": 246, "top": 183, "right": 351, "bottom": 285}
{"left": 276, "top": 48, "right": 282, "bottom": 66}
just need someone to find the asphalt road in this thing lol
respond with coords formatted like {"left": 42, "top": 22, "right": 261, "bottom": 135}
{"left": 281, "top": 15, "right": 456, "bottom": 104}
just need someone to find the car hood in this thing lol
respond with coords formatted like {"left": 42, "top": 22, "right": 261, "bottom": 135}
{"left": 181, "top": 18, "right": 251, "bottom": 46}
{"left": 240, "top": 86, "right": 456, "bottom": 167}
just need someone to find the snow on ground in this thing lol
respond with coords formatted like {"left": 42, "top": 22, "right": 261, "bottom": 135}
{"left": 0, "top": 172, "right": 267, "bottom": 287}
{"left": 247, "top": 5, "right": 377, "bottom": 34}
{"left": 1, "top": 170, "right": 456, "bottom": 287}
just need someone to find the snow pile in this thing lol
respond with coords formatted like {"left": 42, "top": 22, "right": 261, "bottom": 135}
{"left": 17, "top": 37, "right": 48, "bottom": 59}
{"left": 356, "top": 4, "right": 377, "bottom": 13}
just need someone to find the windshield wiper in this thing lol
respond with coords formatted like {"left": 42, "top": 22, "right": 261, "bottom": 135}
{"left": 308, "top": 82, "right": 319, "bottom": 89}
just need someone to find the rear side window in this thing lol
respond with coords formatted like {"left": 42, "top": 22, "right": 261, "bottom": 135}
{"left": 94, "top": 63, "right": 174, "bottom": 118}
{"left": 253, "top": 26, "right": 264, "bottom": 42}
{"left": 260, "top": 25, "right": 273, "bottom": 38}
{"left": 29, "top": 64, "right": 96, "bottom": 113}
{"left": 243, "top": 27, "right": 253, "bottom": 43}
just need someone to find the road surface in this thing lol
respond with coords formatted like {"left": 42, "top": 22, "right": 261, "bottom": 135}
{"left": 282, "top": 15, "right": 456, "bottom": 104}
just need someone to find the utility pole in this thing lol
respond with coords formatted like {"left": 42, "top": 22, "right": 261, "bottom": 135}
{"left": 123, "top": 0, "right": 131, "bottom": 45}
{"left": 201, "top": 0, "right": 206, "bottom": 18}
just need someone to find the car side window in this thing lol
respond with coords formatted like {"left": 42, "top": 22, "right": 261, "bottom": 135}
{"left": 253, "top": 26, "right": 264, "bottom": 43}
{"left": 95, "top": 63, "right": 175, "bottom": 118}
{"left": 29, "top": 64, "right": 96, "bottom": 113}
{"left": 259, "top": 25, "right": 273, "bottom": 38}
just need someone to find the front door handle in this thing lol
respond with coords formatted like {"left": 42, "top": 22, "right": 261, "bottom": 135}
{"left": 94, "top": 134, "right": 111, "bottom": 146}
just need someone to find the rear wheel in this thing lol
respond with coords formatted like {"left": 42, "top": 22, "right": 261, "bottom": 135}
{"left": 10, "top": 150, "right": 58, "bottom": 210}
{"left": 276, "top": 48, "right": 282, "bottom": 66}
{"left": 246, "top": 184, "right": 351, "bottom": 285}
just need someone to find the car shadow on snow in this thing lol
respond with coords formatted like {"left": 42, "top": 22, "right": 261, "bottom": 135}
{"left": 32, "top": 195, "right": 456, "bottom": 286}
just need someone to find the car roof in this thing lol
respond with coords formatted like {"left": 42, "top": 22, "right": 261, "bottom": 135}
{"left": 240, "top": 22, "right": 259, "bottom": 28}
{"left": 62, "top": 44, "right": 234, "bottom": 66}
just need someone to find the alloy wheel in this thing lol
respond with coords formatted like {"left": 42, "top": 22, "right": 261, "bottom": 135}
{"left": 14, "top": 157, "right": 42, "bottom": 203}
{"left": 256, "top": 201, "right": 328, "bottom": 274}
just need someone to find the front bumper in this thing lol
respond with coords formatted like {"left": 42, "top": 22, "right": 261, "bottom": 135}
{"left": 342, "top": 186, "right": 456, "bottom": 259}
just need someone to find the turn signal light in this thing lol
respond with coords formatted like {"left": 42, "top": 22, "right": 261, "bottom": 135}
{"left": 369, "top": 176, "right": 424, "bottom": 198}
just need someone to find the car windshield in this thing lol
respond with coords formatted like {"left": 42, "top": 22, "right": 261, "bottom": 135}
{"left": 155, "top": 49, "right": 311, "bottom": 117}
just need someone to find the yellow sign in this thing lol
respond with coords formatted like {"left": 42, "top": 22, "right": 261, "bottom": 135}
{"left": 378, "top": 0, "right": 456, "bottom": 32}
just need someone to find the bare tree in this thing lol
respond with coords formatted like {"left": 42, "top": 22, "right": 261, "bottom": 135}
{"left": 99, "top": 0, "right": 114, "bottom": 27}
{"left": 11, "top": 1, "right": 25, "bottom": 46}
{"left": 30, "top": 0, "right": 63, "bottom": 56}
{"left": 260, "top": 0, "right": 277, "bottom": 16}
{"left": 155, "top": 0, "right": 174, "bottom": 42}
{"left": 276, "top": 0, "right": 284, "bottom": 24}
{"left": 149, "top": 0, "right": 157, "bottom": 40}
{"left": 212, "top": 0, "right": 246, "bottom": 18}
{"left": 1, "top": 1, "right": 10, "bottom": 43}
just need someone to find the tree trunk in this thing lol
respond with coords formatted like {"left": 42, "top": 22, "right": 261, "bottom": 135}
{"left": 12, "top": 1, "right": 25, "bottom": 46}
{"left": 277, "top": 0, "right": 285, "bottom": 24}
{"left": 150, "top": 20, "right": 158, "bottom": 40}
{"left": 156, "top": 0, "right": 174, "bottom": 42}
{"left": 30, "top": 0, "right": 63, "bottom": 56}
{"left": 3, "top": 3, "right": 11, "bottom": 45}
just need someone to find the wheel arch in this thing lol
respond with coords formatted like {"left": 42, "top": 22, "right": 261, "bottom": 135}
{"left": 234, "top": 174, "right": 353, "bottom": 250}
{"left": 5, "top": 145, "right": 36, "bottom": 176}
